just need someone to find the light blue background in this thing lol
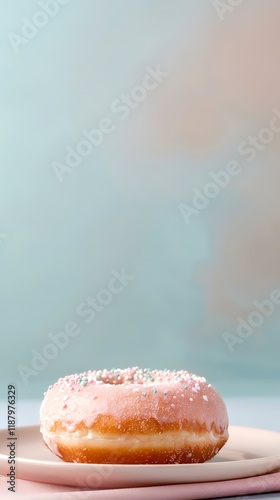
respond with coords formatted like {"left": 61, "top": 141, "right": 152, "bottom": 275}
{"left": 1, "top": 0, "right": 280, "bottom": 400}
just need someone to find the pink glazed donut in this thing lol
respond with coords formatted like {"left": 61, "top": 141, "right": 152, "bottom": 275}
{"left": 40, "top": 367, "right": 229, "bottom": 464}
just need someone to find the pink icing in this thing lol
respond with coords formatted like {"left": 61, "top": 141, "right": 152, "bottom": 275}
{"left": 40, "top": 367, "right": 228, "bottom": 435}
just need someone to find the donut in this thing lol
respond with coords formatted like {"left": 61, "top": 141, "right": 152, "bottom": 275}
{"left": 40, "top": 367, "right": 229, "bottom": 464}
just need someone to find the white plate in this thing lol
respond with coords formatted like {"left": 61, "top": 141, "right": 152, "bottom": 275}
{"left": 0, "top": 425, "right": 279, "bottom": 489}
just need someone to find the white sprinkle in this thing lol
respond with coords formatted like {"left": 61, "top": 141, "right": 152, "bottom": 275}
{"left": 202, "top": 395, "right": 208, "bottom": 402}
{"left": 189, "top": 397, "right": 193, "bottom": 401}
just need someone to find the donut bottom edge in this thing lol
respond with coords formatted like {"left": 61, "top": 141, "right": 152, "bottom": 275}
{"left": 43, "top": 431, "right": 228, "bottom": 464}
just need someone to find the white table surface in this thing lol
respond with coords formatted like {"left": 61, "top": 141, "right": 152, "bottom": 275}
{"left": 0, "top": 397, "right": 280, "bottom": 499}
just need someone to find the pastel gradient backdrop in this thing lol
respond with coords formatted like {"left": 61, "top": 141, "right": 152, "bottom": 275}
{"left": 1, "top": 0, "right": 280, "bottom": 400}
